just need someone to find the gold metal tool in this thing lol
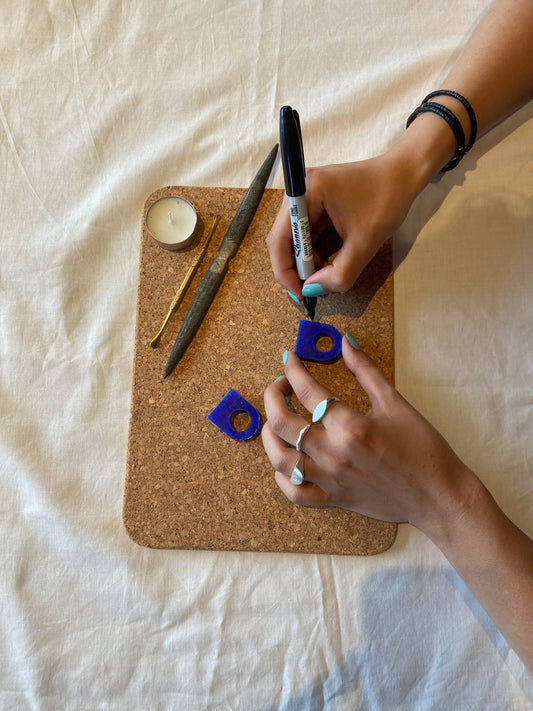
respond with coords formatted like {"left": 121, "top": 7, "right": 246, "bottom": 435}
{"left": 150, "top": 214, "right": 221, "bottom": 348}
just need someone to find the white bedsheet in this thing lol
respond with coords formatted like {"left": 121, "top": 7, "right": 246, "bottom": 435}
{"left": 1, "top": 1, "right": 532, "bottom": 708}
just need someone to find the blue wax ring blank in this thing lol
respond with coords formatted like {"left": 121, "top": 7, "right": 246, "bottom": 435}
{"left": 207, "top": 388, "right": 261, "bottom": 441}
{"left": 294, "top": 320, "right": 342, "bottom": 362}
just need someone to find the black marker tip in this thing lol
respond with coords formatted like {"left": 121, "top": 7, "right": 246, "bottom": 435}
{"left": 304, "top": 296, "right": 317, "bottom": 321}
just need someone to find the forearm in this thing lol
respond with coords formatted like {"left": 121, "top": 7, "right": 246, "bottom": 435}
{"left": 390, "top": 1, "right": 533, "bottom": 668}
{"left": 389, "top": 0, "right": 533, "bottom": 195}
{"left": 423, "top": 472, "right": 533, "bottom": 671}
{"left": 443, "top": 0, "right": 533, "bottom": 138}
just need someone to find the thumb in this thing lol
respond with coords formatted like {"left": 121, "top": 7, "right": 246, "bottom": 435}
{"left": 342, "top": 334, "right": 395, "bottom": 410}
{"left": 303, "top": 245, "right": 367, "bottom": 295}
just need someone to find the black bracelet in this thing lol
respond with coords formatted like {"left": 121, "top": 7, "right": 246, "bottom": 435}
{"left": 406, "top": 101, "right": 466, "bottom": 171}
{"left": 422, "top": 90, "right": 477, "bottom": 152}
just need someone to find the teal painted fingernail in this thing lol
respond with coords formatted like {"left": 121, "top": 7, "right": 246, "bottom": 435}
{"left": 346, "top": 331, "right": 360, "bottom": 350}
{"left": 274, "top": 375, "right": 283, "bottom": 382}
{"left": 302, "top": 283, "right": 325, "bottom": 297}
{"left": 283, "top": 350, "right": 289, "bottom": 365}
{"left": 287, "top": 290, "right": 301, "bottom": 304}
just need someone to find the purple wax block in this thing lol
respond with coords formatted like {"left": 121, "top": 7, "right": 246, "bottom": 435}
{"left": 207, "top": 388, "right": 261, "bottom": 441}
{"left": 294, "top": 320, "right": 342, "bottom": 362}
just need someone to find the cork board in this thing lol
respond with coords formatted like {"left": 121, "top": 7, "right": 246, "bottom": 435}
{"left": 123, "top": 185, "right": 397, "bottom": 555}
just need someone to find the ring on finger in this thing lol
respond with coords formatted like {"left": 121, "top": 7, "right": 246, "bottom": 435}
{"left": 312, "top": 397, "right": 339, "bottom": 424}
{"left": 296, "top": 423, "right": 312, "bottom": 452}
{"left": 290, "top": 453, "right": 306, "bottom": 485}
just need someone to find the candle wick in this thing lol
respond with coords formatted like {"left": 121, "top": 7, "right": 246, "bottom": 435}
{"left": 168, "top": 211, "right": 173, "bottom": 224}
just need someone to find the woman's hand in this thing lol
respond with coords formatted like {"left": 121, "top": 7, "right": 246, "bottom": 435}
{"left": 266, "top": 150, "right": 422, "bottom": 297}
{"left": 262, "top": 338, "right": 533, "bottom": 670}
{"left": 262, "top": 337, "right": 480, "bottom": 538}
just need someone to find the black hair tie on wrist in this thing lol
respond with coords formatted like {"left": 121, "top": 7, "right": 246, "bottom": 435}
{"left": 406, "top": 101, "right": 466, "bottom": 171}
{"left": 422, "top": 90, "right": 477, "bottom": 152}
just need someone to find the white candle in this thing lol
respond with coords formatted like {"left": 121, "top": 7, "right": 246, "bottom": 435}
{"left": 145, "top": 196, "right": 198, "bottom": 250}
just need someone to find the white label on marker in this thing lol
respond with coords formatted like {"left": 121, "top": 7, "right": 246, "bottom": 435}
{"left": 298, "top": 216, "right": 313, "bottom": 262}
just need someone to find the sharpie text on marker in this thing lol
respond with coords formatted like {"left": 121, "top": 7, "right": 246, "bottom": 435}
{"left": 290, "top": 205, "right": 313, "bottom": 262}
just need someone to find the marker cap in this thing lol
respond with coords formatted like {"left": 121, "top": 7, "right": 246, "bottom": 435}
{"left": 280, "top": 106, "right": 306, "bottom": 197}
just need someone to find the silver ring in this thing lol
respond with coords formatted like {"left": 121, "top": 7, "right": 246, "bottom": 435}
{"left": 290, "top": 453, "right": 305, "bottom": 485}
{"left": 296, "top": 423, "right": 312, "bottom": 452}
{"left": 312, "top": 397, "right": 339, "bottom": 424}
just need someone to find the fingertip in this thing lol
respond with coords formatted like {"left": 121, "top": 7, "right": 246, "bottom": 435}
{"left": 345, "top": 330, "right": 360, "bottom": 350}
{"left": 342, "top": 333, "right": 364, "bottom": 361}
{"left": 287, "top": 290, "right": 301, "bottom": 305}
{"left": 342, "top": 334, "right": 373, "bottom": 370}
{"left": 282, "top": 349, "right": 300, "bottom": 365}
{"left": 301, "top": 283, "right": 326, "bottom": 298}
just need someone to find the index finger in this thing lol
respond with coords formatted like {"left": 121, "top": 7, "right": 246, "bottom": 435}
{"left": 283, "top": 351, "right": 340, "bottom": 423}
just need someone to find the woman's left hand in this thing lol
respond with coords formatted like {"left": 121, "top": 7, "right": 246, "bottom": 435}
{"left": 262, "top": 337, "right": 478, "bottom": 537}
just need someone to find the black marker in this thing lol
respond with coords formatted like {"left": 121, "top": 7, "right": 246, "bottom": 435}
{"left": 279, "top": 106, "right": 316, "bottom": 320}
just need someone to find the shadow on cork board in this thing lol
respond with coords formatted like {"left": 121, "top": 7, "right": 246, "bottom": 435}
{"left": 123, "top": 186, "right": 397, "bottom": 555}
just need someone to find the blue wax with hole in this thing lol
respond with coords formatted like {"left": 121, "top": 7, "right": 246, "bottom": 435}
{"left": 207, "top": 388, "right": 261, "bottom": 441}
{"left": 294, "top": 320, "right": 342, "bottom": 362}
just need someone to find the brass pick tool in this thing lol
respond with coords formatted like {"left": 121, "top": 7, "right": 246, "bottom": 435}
{"left": 150, "top": 214, "right": 221, "bottom": 348}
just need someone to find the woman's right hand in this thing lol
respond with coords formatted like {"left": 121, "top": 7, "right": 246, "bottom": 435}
{"left": 266, "top": 148, "right": 423, "bottom": 297}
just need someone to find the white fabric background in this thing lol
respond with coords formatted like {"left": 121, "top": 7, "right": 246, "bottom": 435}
{"left": 1, "top": 1, "right": 532, "bottom": 708}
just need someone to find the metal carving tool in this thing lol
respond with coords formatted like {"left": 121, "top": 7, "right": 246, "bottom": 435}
{"left": 163, "top": 144, "right": 278, "bottom": 378}
{"left": 150, "top": 215, "right": 221, "bottom": 348}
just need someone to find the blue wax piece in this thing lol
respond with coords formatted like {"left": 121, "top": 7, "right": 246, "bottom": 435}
{"left": 294, "top": 320, "right": 342, "bottom": 362}
{"left": 207, "top": 388, "right": 261, "bottom": 441}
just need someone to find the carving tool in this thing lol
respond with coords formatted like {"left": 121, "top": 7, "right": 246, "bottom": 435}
{"left": 150, "top": 215, "right": 221, "bottom": 348}
{"left": 163, "top": 144, "right": 278, "bottom": 378}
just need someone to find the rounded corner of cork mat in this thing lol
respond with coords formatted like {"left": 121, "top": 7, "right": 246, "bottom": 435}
{"left": 123, "top": 186, "right": 397, "bottom": 556}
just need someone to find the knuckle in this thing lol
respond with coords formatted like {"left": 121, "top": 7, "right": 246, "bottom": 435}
{"left": 270, "top": 449, "right": 289, "bottom": 473}
{"left": 330, "top": 448, "right": 354, "bottom": 474}
{"left": 326, "top": 413, "right": 373, "bottom": 466}
{"left": 263, "top": 381, "right": 274, "bottom": 399}
{"left": 267, "top": 411, "right": 289, "bottom": 438}
{"left": 341, "top": 411, "right": 371, "bottom": 444}
{"left": 297, "top": 384, "right": 315, "bottom": 407}
{"left": 333, "top": 267, "right": 355, "bottom": 293}
{"left": 304, "top": 166, "right": 318, "bottom": 186}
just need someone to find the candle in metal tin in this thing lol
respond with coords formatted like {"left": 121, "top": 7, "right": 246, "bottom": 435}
{"left": 145, "top": 196, "right": 198, "bottom": 251}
